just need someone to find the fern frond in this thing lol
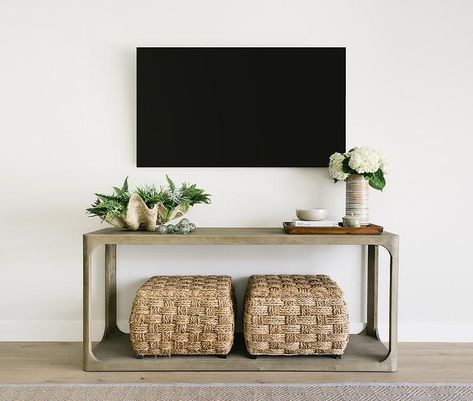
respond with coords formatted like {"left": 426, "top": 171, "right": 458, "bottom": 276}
{"left": 166, "top": 175, "right": 176, "bottom": 193}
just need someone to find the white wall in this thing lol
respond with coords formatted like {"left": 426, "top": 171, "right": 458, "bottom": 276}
{"left": 1, "top": 0, "right": 472, "bottom": 342}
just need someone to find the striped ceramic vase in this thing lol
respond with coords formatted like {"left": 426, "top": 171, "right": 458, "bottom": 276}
{"left": 345, "top": 174, "right": 369, "bottom": 226}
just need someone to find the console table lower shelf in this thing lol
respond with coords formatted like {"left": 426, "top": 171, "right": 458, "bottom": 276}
{"left": 90, "top": 332, "right": 390, "bottom": 372}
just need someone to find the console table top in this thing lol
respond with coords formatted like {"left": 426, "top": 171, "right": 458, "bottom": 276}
{"left": 84, "top": 227, "right": 398, "bottom": 247}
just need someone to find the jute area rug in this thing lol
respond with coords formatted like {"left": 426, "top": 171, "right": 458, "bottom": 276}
{"left": 1, "top": 383, "right": 473, "bottom": 401}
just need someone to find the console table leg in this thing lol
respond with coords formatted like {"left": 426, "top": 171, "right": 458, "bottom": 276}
{"left": 379, "top": 239, "right": 399, "bottom": 371}
{"left": 104, "top": 244, "right": 121, "bottom": 336}
{"left": 83, "top": 237, "right": 99, "bottom": 370}
{"left": 388, "top": 243, "right": 399, "bottom": 369}
{"left": 367, "top": 245, "right": 379, "bottom": 339}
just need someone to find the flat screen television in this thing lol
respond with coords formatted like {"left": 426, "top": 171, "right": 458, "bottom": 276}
{"left": 137, "top": 47, "right": 345, "bottom": 167}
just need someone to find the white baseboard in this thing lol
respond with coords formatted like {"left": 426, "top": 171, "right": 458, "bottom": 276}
{"left": 0, "top": 321, "right": 472, "bottom": 342}
{"left": 379, "top": 321, "right": 473, "bottom": 342}
{"left": 0, "top": 321, "right": 104, "bottom": 342}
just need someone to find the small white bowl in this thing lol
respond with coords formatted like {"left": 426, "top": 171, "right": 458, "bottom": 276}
{"left": 296, "top": 208, "right": 328, "bottom": 221}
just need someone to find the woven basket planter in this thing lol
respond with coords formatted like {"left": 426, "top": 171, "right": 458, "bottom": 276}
{"left": 243, "top": 274, "right": 349, "bottom": 356}
{"left": 129, "top": 275, "right": 235, "bottom": 357}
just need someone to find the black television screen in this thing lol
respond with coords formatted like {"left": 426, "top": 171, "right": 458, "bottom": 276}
{"left": 137, "top": 47, "right": 345, "bottom": 167}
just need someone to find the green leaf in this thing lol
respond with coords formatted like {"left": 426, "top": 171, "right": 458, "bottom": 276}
{"left": 86, "top": 178, "right": 130, "bottom": 218}
{"left": 179, "top": 202, "right": 191, "bottom": 213}
{"left": 367, "top": 169, "right": 386, "bottom": 191}
{"left": 342, "top": 157, "right": 354, "bottom": 174}
{"left": 136, "top": 184, "right": 167, "bottom": 208}
{"left": 95, "top": 193, "right": 121, "bottom": 201}
{"left": 166, "top": 175, "right": 176, "bottom": 193}
{"left": 122, "top": 177, "right": 129, "bottom": 192}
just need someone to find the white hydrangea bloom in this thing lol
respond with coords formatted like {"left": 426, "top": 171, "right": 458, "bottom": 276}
{"left": 348, "top": 146, "right": 381, "bottom": 174}
{"left": 380, "top": 155, "right": 391, "bottom": 174}
{"left": 328, "top": 152, "right": 349, "bottom": 181}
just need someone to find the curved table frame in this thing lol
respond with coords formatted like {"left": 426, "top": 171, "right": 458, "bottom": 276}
{"left": 83, "top": 228, "right": 399, "bottom": 372}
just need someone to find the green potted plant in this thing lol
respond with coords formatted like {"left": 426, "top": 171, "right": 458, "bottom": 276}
{"left": 87, "top": 176, "right": 211, "bottom": 231}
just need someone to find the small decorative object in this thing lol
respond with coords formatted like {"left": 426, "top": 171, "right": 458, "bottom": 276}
{"left": 342, "top": 213, "right": 360, "bottom": 228}
{"left": 152, "top": 219, "right": 198, "bottom": 235}
{"left": 295, "top": 208, "right": 328, "bottom": 221}
{"left": 179, "top": 218, "right": 190, "bottom": 226}
{"left": 177, "top": 218, "right": 189, "bottom": 232}
{"left": 178, "top": 225, "right": 191, "bottom": 235}
{"left": 328, "top": 147, "right": 390, "bottom": 226}
{"left": 86, "top": 176, "right": 211, "bottom": 231}
{"left": 166, "top": 224, "right": 176, "bottom": 234}
{"left": 156, "top": 225, "right": 167, "bottom": 235}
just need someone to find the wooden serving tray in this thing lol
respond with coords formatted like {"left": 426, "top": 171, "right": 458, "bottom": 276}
{"left": 283, "top": 222, "right": 384, "bottom": 235}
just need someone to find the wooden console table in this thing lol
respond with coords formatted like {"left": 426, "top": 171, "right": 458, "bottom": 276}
{"left": 83, "top": 227, "right": 399, "bottom": 372}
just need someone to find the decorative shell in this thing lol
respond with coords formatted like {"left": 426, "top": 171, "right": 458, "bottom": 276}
{"left": 104, "top": 193, "right": 190, "bottom": 231}
{"left": 105, "top": 193, "right": 158, "bottom": 231}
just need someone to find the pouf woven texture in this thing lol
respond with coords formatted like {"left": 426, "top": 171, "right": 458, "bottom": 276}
{"left": 243, "top": 274, "right": 349, "bottom": 356}
{"left": 129, "top": 275, "right": 235, "bottom": 356}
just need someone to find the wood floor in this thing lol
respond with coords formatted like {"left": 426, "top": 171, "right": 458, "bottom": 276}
{"left": 0, "top": 342, "right": 472, "bottom": 384}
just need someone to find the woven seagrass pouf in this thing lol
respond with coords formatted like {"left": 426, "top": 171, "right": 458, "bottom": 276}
{"left": 243, "top": 274, "right": 349, "bottom": 356}
{"left": 129, "top": 275, "right": 235, "bottom": 357}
